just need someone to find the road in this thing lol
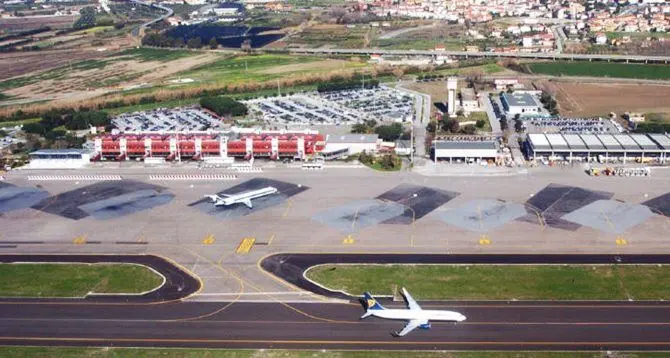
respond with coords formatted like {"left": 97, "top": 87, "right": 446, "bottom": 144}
{"left": 395, "top": 82, "right": 430, "bottom": 159}
{"left": 2, "top": 300, "right": 670, "bottom": 350}
{"left": 268, "top": 48, "right": 670, "bottom": 64}
{"left": 2, "top": 254, "right": 670, "bottom": 350}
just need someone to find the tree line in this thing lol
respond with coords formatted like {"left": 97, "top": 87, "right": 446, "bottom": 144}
{"left": 317, "top": 79, "right": 379, "bottom": 93}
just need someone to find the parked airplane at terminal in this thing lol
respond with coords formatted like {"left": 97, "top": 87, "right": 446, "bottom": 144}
{"left": 360, "top": 288, "right": 466, "bottom": 337}
{"left": 205, "top": 186, "right": 278, "bottom": 208}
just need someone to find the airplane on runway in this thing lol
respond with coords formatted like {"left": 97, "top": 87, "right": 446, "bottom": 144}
{"left": 360, "top": 288, "right": 466, "bottom": 337}
{"left": 204, "top": 186, "right": 278, "bottom": 208}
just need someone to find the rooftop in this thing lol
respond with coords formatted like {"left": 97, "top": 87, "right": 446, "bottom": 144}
{"left": 502, "top": 92, "right": 540, "bottom": 108}
{"left": 326, "top": 134, "right": 380, "bottom": 144}
{"left": 434, "top": 140, "right": 497, "bottom": 150}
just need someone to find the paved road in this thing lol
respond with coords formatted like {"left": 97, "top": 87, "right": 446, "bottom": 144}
{"left": 396, "top": 83, "right": 430, "bottom": 159}
{"left": 2, "top": 254, "right": 670, "bottom": 350}
{"left": 269, "top": 48, "right": 670, "bottom": 63}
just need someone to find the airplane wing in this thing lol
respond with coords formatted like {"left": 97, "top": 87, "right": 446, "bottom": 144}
{"left": 392, "top": 319, "right": 427, "bottom": 337}
{"left": 401, "top": 287, "right": 422, "bottom": 311}
{"left": 241, "top": 199, "right": 253, "bottom": 208}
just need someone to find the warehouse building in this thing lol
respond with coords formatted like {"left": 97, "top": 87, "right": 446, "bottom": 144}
{"left": 432, "top": 140, "right": 499, "bottom": 162}
{"left": 27, "top": 149, "right": 91, "bottom": 169}
{"left": 324, "top": 134, "right": 381, "bottom": 155}
{"left": 501, "top": 92, "right": 542, "bottom": 116}
{"left": 526, "top": 133, "right": 670, "bottom": 163}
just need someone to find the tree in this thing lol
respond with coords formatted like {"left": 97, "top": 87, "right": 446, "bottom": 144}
{"left": 187, "top": 37, "right": 202, "bottom": 49}
{"left": 351, "top": 123, "right": 369, "bottom": 134}
{"left": 475, "top": 119, "right": 486, "bottom": 128}
{"left": 73, "top": 7, "right": 96, "bottom": 30}
{"left": 209, "top": 37, "right": 218, "bottom": 49}
{"left": 426, "top": 121, "right": 438, "bottom": 133}
{"left": 200, "top": 96, "right": 248, "bottom": 117}
{"left": 461, "top": 124, "right": 476, "bottom": 134}
{"left": 374, "top": 123, "right": 403, "bottom": 142}
{"left": 379, "top": 154, "right": 398, "bottom": 170}
{"left": 514, "top": 119, "right": 524, "bottom": 133}
{"left": 442, "top": 118, "right": 459, "bottom": 133}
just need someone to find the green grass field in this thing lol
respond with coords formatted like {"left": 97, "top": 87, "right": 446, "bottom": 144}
{"left": 2, "top": 347, "right": 660, "bottom": 358}
{"left": 0, "top": 263, "right": 163, "bottom": 297}
{"left": 178, "top": 54, "right": 362, "bottom": 85}
{"left": 527, "top": 61, "right": 670, "bottom": 80}
{"left": 306, "top": 264, "right": 670, "bottom": 300}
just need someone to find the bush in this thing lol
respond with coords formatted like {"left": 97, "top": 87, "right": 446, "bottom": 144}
{"left": 475, "top": 119, "right": 486, "bottom": 128}
{"left": 200, "top": 96, "right": 248, "bottom": 117}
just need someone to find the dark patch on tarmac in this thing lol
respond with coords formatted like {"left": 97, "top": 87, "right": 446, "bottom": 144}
{"left": 188, "top": 177, "right": 308, "bottom": 220}
{"left": 0, "top": 254, "right": 199, "bottom": 303}
{"left": 520, "top": 184, "right": 613, "bottom": 230}
{"left": 0, "top": 182, "right": 50, "bottom": 214}
{"left": 31, "top": 180, "right": 173, "bottom": 220}
{"left": 643, "top": 192, "right": 670, "bottom": 218}
{"left": 377, "top": 184, "right": 460, "bottom": 224}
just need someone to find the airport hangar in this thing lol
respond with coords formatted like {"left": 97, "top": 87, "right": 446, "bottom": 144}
{"left": 432, "top": 139, "right": 500, "bottom": 162}
{"left": 526, "top": 133, "right": 670, "bottom": 162}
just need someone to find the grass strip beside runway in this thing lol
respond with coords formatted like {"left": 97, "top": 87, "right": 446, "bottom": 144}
{"left": 306, "top": 264, "right": 670, "bottom": 300}
{"left": 0, "top": 347, "right": 664, "bottom": 357}
{"left": 0, "top": 263, "right": 162, "bottom": 297}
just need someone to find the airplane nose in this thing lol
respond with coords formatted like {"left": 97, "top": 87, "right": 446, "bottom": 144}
{"left": 458, "top": 314, "right": 467, "bottom": 321}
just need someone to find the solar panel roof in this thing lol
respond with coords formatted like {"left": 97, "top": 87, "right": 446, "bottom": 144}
{"left": 613, "top": 134, "right": 641, "bottom": 150}
{"left": 596, "top": 135, "right": 624, "bottom": 150}
{"left": 562, "top": 134, "right": 587, "bottom": 150}
{"left": 630, "top": 134, "right": 660, "bottom": 150}
{"left": 648, "top": 134, "right": 670, "bottom": 150}
{"left": 545, "top": 134, "right": 569, "bottom": 150}
{"left": 580, "top": 134, "right": 604, "bottom": 150}
{"left": 528, "top": 134, "right": 551, "bottom": 150}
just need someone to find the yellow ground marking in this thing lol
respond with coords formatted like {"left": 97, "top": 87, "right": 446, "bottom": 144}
{"left": 479, "top": 234, "right": 491, "bottom": 245}
{"left": 202, "top": 234, "right": 215, "bottom": 245}
{"left": 342, "top": 235, "right": 355, "bottom": 245}
{"left": 72, "top": 235, "right": 86, "bottom": 245}
{"left": 282, "top": 200, "right": 292, "bottom": 218}
{"left": 616, "top": 237, "right": 628, "bottom": 246}
{"left": 267, "top": 233, "right": 276, "bottom": 246}
{"left": 236, "top": 237, "right": 256, "bottom": 254}
{"left": 410, "top": 234, "right": 414, "bottom": 247}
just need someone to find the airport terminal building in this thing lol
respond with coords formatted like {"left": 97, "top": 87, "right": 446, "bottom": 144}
{"left": 526, "top": 133, "right": 670, "bottom": 163}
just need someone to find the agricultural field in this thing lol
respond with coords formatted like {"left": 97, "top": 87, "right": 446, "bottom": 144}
{"left": 527, "top": 61, "right": 670, "bottom": 80}
{"left": 286, "top": 25, "right": 371, "bottom": 48}
{"left": 538, "top": 80, "right": 670, "bottom": 119}
{"left": 0, "top": 49, "right": 220, "bottom": 104}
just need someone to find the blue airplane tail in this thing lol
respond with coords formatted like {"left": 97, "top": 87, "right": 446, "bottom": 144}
{"left": 363, "top": 292, "right": 385, "bottom": 311}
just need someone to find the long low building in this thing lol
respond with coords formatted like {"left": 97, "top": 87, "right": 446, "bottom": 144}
{"left": 526, "top": 133, "right": 670, "bottom": 163}
{"left": 433, "top": 140, "right": 500, "bottom": 162}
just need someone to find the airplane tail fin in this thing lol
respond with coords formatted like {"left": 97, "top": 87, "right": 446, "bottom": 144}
{"left": 360, "top": 292, "right": 385, "bottom": 319}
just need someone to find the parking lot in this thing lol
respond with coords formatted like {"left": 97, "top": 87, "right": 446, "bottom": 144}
{"left": 245, "top": 86, "right": 416, "bottom": 126}
{"left": 525, "top": 117, "right": 622, "bottom": 134}
{"left": 112, "top": 108, "right": 223, "bottom": 132}
{"left": 245, "top": 95, "right": 360, "bottom": 126}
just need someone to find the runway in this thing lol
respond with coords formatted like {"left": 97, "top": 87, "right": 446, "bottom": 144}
{"left": 1, "top": 254, "right": 670, "bottom": 350}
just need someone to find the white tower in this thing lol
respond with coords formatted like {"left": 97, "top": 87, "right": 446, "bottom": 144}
{"left": 447, "top": 77, "right": 458, "bottom": 118}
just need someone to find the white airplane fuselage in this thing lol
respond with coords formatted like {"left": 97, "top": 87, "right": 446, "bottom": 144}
{"left": 369, "top": 309, "right": 465, "bottom": 322}
{"left": 206, "top": 186, "right": 278, "bottom": 208}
